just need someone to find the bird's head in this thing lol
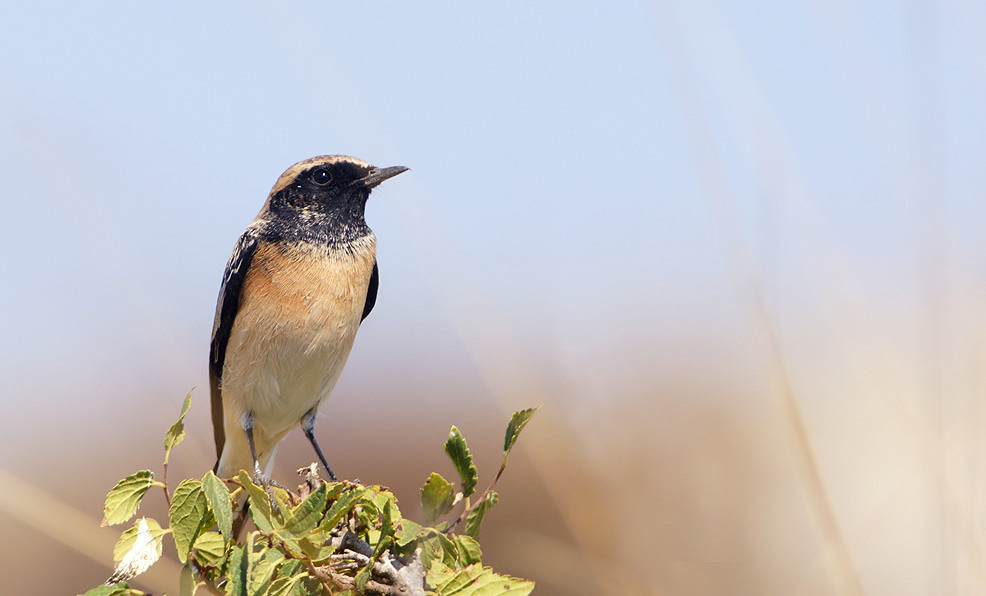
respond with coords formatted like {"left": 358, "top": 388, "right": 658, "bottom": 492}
{"left": 265, "top": 155, "right": 408, "bottom": 220}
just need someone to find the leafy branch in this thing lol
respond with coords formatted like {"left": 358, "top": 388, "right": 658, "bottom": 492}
{"left": 82, "top": 394, "right": 539, "bottom": 596}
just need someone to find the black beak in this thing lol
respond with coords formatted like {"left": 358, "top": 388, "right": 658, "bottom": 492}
{"left": 362, "top": 165, "right": 409, "bottom": 189}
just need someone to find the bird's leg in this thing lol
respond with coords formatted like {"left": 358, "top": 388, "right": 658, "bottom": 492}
{"left": 243, "top": 412, "right": 284, "bottom": 516}
{"left": 242, "top": 412, "right": 265, "bottom": 480}
{"left": 302, "top": 409, "right": 339, "bottom": 482}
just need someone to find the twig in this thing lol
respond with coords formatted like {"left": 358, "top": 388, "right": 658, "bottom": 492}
{"left": 161, "top": 464, "right": 171, "bottom": 507}
{"left": 445, "top": 460, "right": 506, "bottom": 534}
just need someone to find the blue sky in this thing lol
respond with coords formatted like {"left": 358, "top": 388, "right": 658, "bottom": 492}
{"left": 1, "top": 2, "right": 985, "bottom": 593}
{"left": 2, "top": 2, "right": 982, "bottom": 382}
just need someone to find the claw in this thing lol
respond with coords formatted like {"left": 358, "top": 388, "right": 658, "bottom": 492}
{"left": 251, "top": 469, "right": 285, "bottom": 517}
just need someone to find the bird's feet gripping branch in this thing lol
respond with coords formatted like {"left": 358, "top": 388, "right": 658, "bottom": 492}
{"left": 241, "top": 411, "right": 288, "bottom": 515}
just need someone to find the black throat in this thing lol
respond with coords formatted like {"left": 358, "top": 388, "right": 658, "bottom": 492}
{"left": 263, "top": 186, "right": 372, "bottom": 248}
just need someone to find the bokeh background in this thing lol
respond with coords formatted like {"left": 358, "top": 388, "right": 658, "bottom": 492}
{"left": 1, "top": 2, "right": 984, "bottom": 594}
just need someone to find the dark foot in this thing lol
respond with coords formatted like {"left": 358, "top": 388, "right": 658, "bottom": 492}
{"left": 252, "top": 463, "right": 285, "bottom": 517}
{"left": 302, "top": 409, "right": 340, "bottom": 482}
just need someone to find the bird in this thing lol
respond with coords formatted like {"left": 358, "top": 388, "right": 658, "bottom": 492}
{"left": 209, "top": 155, "right": 408, "bottom": 483}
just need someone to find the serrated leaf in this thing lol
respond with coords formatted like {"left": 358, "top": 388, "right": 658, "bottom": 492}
{"left": 317, "top": 486, "right": 364, "bottom": 532}
{"left": 267, "top": 575, "right": 301, "bottom": 596}
{"left": 279, "top": 482, "right": 327, "bottom": 538}
{"left": 378, "top": 500, "right": 394, "bottom": 550}
{"left": 223, "top": 532, "right": 274, "bottom": 596}
{"left": 358, "top": 542, "right": 391, "bottom": 590}
{"left": 102, "top": 470, "right": 154, "bottom": 526}
{"left": 202, "top": 470, "right": 233, "bottom": 541}
{"left": 275, "top": 534, "right": 306, "bottom": 560}
{"left": 250, "top": 547, "right": 284, "bottom": 594}
{"left": 298, "top": 531, "right": 337, "bottom": 565}
{"left": 444, "top": 427, "right": 478, "bottom": 498}
{"left": 164, "top": 391, "right": 193, "bottom": 464}
{"left": 435, "top": 563, "right": 485, "bottom": 592}
{"left": 368, "top": 487, "right": 402, "bottom": 520}
{"left": 294, "top": 577, "right": 325, "bottom": 595}
{"left": 169, "top": 479, "right": 215, "bottom": 564}
{"left": 225, "top": 543, "right": 248, "bottom": 596}
{"left": 395, "top": 518, "right": 424, "bottom": 547}
{"left": 420, "top": 531, "right": 460, "bottom": 571}
{"left": 112, "top": 517, "right": 166, "bottom": 562}
{"left": 452, "top": 534, "right": 482, "bottom": 565}
{"left": 434, "top": 564, "right": 534, "bottom": 596}
{"left": 109, "top": 517, "right": 165, "bottom": 582}
{"left": 191, "top": 531, "right": 226, "bottom": 567}
{"left": 474, "top": 573, "right": 535, "bottom": 596}
{"left": 269, "top": 560, "right": 307, "bottom": 596}
{"left": 421, "top": 473, "right": 456, "bottom": 524}
{"left": 80, "top": 584, "right": 137, "bottom": 596}
{"left": 274, "top": 558, "right": 306, "bottom": 577}
{"left": 238, "top": 471, "right": 274, "bottom": 533}
{"left": 465, "top": 490, "right": 499, "bottom": 540}
{"left": 503, "top": 406, "right": 540, "bottom": 454}
{"left": 425, "top": 559, "right": 456, "bottom": 592}
{"left": 231, "top": 532, "right": 274, "bottom": 596}
{"left": 356, "top": 501, "right": 394, "bottom": 592}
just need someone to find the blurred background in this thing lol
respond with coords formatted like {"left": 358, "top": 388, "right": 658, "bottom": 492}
{"left": 1, "top": 1, "right": 984, "bottom": 594}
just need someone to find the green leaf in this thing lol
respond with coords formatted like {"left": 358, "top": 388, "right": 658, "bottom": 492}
{"left": 267, "top": 576, "right": 302, "bottom": 596}
{"left": 228, "top": 532, "right": 277, "bottom": 596}
{"left": 224, "top": 532, "right": 279, "bottom": 596}
{"left": 378, "top": 499, "right": 394, "bottom": 550}
{"left": 420, "top": 531, "right": 460, "bottom": 570}
{"left": 238, "top": 471, "right": 274, "bottom": 533}
{"left": 294, "top": 578, "right": 325, "bottom": 596}
{"left": 269, "top": 560, "right": 307, "bottom": 596}
{"left": 503, "top": 406, "right": 540, "bottom": 454}
{"left": 355, "top": 538, "right": 391, "bottom": 592}
{"left": 354, "top": 500, "right": 396, "bottom": 592}
{"left": 169, "top": 479, "right": 215, "bottom": 564}
{"left": 299, "top": 534, "right": 337, "bottom": 565}
{"left": 280, "top": 482, "right": 327, "bottom": 538}
{"left": 395, "top": 518, "right": 424, "bottom": 547}
{"left": 435, "top": 564, "right": 482, "bottom": 592}
{"left": 225, "top": 543, "right": 248, "bottom": 596}
{"left": 250, "top": 547, "right": 284, "bottom": 595}
{"left": 202, "top": 470, "right": 233, "bottom": 541}
{"left": 420, "top": 473, "right": 456, "bottom": 524}
{"left": 79, "top": 584, "right": 138, "bottom": 596}
{"left": 102, "top": 470, "right": 155, "bottom": 526}
{"left": 433, "top": 564, "right": 534, "bottom": 596}
{"left": 109, "top": 517, "right": 166, "bottom": 583}
{"left": 465, "top": 490, "right": 499, "bottom": 540}
{"left": 318, "top": 486, "right": 365, "bottom": 532}
{"left": 368, "top": 486, "right": 401, "bottom": 519}
{"left": 191, "top": 531, "right": 226, "bottom": 567}
{"left": 425, "top": 559, "right": 456, "bottom": 593}
{"left": 112, "top": 517, "right": 166, "bottom": 562}
{"left": 164, "top": 391, "right": 193, "bottom": 464}
{"left": 452, "top": 534, "right": 482, "bottom": 565}
{"left": 179, "top": 564, "right": 197, "bottom": 596}
{"left": 444, "top": 426, "right": 478, "bottom": 498}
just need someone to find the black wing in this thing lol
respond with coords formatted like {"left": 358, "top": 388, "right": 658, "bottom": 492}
{"left": 361, "top": 261, "right": 378, "bottom": 322}
{"left": 209, "top": 226, "right": 261, "bottom": 465}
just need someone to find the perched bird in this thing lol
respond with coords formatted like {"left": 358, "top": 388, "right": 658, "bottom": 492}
{"left": 209, "top": 155, "right": 408, "bottom": 482}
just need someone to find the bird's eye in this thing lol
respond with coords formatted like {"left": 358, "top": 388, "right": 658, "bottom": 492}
{"left": 312, "top": 169, "right": 332, "bottom": 185}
